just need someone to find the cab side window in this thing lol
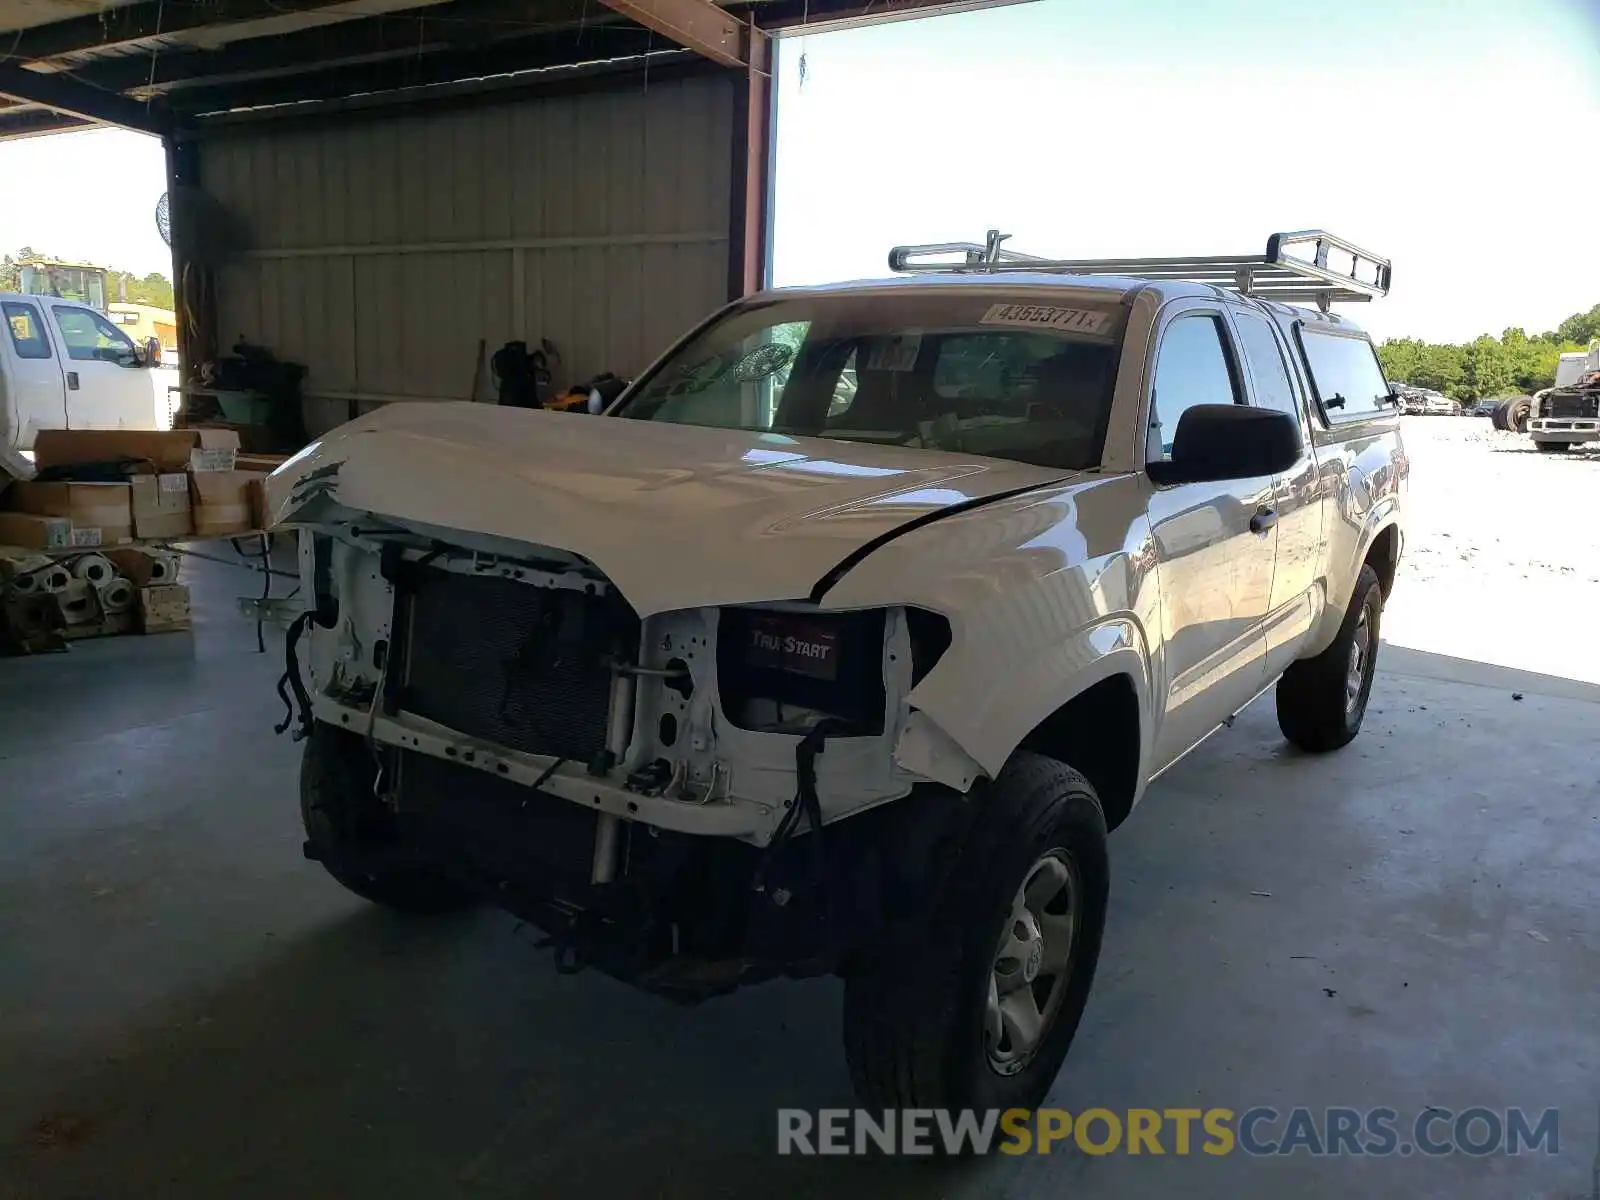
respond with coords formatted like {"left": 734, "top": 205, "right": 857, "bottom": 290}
{"left": 1232, "top": 310, "right": 1302, "bottom": 421}
{"left": 1297, "top": 329, "right": 1391, "bottom": 423}
{"left": 51, "top": 305, "right": 136, "bottom": 363}
{"left": 3, "top": 301, "right": 52, "bottom": 360}
{"left": 1148, "top": 314, "right": 1239, "bottom": 463}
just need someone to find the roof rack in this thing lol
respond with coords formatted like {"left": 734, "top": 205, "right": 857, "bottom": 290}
{"left": 887, "top": 229, "right": 1392, "bottom": 310}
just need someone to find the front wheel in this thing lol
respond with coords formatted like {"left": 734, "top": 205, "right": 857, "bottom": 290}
{"left": 842, "top": 754, "right": 1109, "bottom": 1113}
{"left": 300, "top": 724, "right": 475, "bottom": 913}
{"left": 1276, "top": 564, "right": 1383, "bottom": 752}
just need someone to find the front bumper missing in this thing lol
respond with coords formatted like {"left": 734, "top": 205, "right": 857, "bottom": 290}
{"left": 312, "top": 697, "right": 780, "bottom": 842}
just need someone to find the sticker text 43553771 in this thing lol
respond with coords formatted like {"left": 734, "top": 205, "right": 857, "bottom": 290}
{"left": 979, "top": 303, "right": 1114, "bottom": 336}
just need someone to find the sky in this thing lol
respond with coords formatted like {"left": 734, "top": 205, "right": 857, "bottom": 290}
{"left": 770, "top": 0, "right": 1600, "bottom": 343}
{"left": 0, "top": 127, "right": 173, "bottom": 279}
{"left": 1, "top": 0, "right": 1596, "bottom": 344}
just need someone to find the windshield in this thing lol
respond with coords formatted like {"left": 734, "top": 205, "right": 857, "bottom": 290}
{"left": 614, "top": 292, "right": 1125, "bottom": 470}
{"left": 18, "top": 264, "right": 106, "bottom": 311}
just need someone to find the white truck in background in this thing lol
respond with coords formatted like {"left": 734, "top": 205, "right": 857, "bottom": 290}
{"left": 1529, "top": 343, "right": 1600, "bottom": 452}
{"left": 1555, "top": 349, "right": 1596, "bottom": 389}
{"left": 1, "top": 293, "right": 168, "bottom": 455}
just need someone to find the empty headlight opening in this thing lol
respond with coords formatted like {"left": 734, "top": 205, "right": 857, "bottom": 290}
{"left": 715, "top": 607, "right": 888, "bottom": 736}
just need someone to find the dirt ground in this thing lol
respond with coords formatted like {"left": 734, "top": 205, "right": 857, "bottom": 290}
{"left": 1382, "top": 415, "right": 1600, "bottom": 686}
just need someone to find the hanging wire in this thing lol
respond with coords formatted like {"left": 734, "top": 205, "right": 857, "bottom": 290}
{"left": 797, "top": 0, "right": 811, "bottom": 90}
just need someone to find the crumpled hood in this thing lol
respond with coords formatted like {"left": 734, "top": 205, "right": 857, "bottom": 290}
{"left": 266, "top": 403, "right": 1078, "bottom": 615}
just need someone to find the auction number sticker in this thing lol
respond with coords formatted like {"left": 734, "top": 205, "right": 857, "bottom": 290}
{"left": 979, "top": 303, "right": 1113, "bottom": 335}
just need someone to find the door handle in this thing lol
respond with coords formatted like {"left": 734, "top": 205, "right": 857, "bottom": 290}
{"left": 66, "top": 372, "right": 79, "bottom": 391}
{"left": 1250, "top": 506, "right": 1278, "bottom": 535}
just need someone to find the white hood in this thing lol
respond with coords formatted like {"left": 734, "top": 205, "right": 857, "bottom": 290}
{"left": 266, "top": 403, "right": 1077, "bottom": 615}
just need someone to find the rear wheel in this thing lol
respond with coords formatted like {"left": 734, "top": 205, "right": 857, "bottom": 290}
{"left": 1276, "top": 564, "right": 1382, "bottom": 753}
{"left": 842, "top": 753, "right": 1109, "bottom": 1113}
{"left": 301, "top": 724, "right": 475, "bottom": 913}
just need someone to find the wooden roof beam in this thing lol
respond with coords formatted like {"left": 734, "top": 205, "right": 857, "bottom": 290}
{"left": 596, "top": 0, "right": 747, "bottom": 67}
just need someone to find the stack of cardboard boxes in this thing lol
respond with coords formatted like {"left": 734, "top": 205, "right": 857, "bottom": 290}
{"left": 0, "top": 428, "right": 271, "bottom": 548}
{"left": 0, "top": 429, "right": 275, "bottom": 650}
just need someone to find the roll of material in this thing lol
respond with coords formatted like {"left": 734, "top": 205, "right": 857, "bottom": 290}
{"left": 97, "top": 577, "right": 137, "bottom": 615}
{"left": 72, "top": 554, "right": 116, "bottom": 586}
{"left": 39, "top": 566, "right": 72, "bottom": 594}
{"left": 8, "top": 571, "right": 40, "bottom": 595}
{"left": 148, "top": 554, "right": 179, "bottom": 585}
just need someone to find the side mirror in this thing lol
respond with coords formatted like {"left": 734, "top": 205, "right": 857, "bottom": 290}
{"left": 1148, "top": 404, "right": 1302, "bottom": 485}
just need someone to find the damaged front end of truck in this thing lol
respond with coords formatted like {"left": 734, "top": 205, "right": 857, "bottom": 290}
{"left": 263, "top": 407, "right": 1031, "bottom": 1000}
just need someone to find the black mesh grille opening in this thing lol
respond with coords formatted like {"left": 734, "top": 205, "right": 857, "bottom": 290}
{"left": 397, "top": 751, "right": 598, "bottom": 895}
{"left": 1546, "top": 391, "right": 1599, "bottom": 420}
{"left": 397, "top": 569, "right": 639, "bottom": 762}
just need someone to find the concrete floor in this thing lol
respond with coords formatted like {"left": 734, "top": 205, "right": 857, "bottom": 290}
{"left": 1, "top": 552, "right": 1597, "bottom": 1199}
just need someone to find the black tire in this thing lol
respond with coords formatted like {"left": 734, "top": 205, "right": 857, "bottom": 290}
{"left": 1506, "top": 395, "right": 1532, "bottom": 433}
{"left": 300, "top": 723, "right": 475, "bottom": 913}
{"left": 1490, "top": 398, "right": 1511, "bottom": 431}
{"left": 1533, "top": 440, "right": 1570, "bottom": 453}
{"left": 842, "top": 753, "right": 1109, "bottom": 1114}
{"left": 1276, "top": 564, "right": 1382, "bottom": 753}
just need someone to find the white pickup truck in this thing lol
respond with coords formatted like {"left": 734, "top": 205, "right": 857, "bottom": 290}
{"left": 266, "top": 230, "right": 1407, "bottom": 1114}
{"left": 1, "top": 292, "right": 167, "bottom": 453}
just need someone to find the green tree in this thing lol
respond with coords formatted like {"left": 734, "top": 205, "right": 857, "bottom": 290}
{"left": 1378, "top": 300, "right": 1598, "bottom": 399}
{"left": 1461, "top": 335, "right": 1511, "bottom": 401}
{"left": 1556, "top": 304, "right": 1600, "bottom": 346}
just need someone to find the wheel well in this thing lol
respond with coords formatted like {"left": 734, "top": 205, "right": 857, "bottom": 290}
{"left": 1018, "top": 674, "right": 1141, "bottom": 831}
{"left": 1365, "top": 525, "right": 1400, "bottom": 600}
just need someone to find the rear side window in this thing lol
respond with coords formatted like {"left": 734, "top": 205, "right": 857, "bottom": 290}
{"left": 3, "top": 301, "right": 52, "bottom": 360}
{"left": 1232, "top": 310, "right": 1301, "bottom": 421}
{"left": 1297, "top": 329, "right": 1391, "bottom": 422}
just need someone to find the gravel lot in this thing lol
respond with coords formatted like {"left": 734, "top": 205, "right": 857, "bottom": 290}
{"left": 1383, "top": 415, "right": 1600, "bottom": 686}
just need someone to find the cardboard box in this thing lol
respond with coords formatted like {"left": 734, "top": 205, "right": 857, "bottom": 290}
{"left": 139, "top": 583, "right": 191, "bottom": 633}
{"left": 0, "top": 547, "right": 55, "bottom": 584}
{"left": 130, "top": 474, "right": 194, "bottom": 539}
{"left": 190, "top": 444, "right": 239, "bottom": 473}
{"left": 54, "top": 579, "right": 100, "bottom": 626}
{"left": 32, "top": 428, "right": 240, "bottom": 474}
{"left": 0, "top": 512, "right": 74, "bottom": 550}
{"left": 247, "top": 476, "right": 270, "bottom": 531}
{"left": 63, "top": 611, "right": 136, "bottom": 641}
{"left": 190, "top": 471, "right": 262, "bottom": 537}
{"left": 5, "top": 481, "right": 133, "bottom": 545}
{"left": 235, "top": 453, "right": 289, "bottom": 474}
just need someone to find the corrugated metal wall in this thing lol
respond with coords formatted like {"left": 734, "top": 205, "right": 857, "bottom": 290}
{"left": 200, "top": 75, "right": 733, "bottom": 434}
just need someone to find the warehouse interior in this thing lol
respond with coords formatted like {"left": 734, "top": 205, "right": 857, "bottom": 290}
{"left": 0, "top": 0, "right": 837, "bottom": 436}
{"left": 2, "top": 1, "right": 1598, "bottom": 1196}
